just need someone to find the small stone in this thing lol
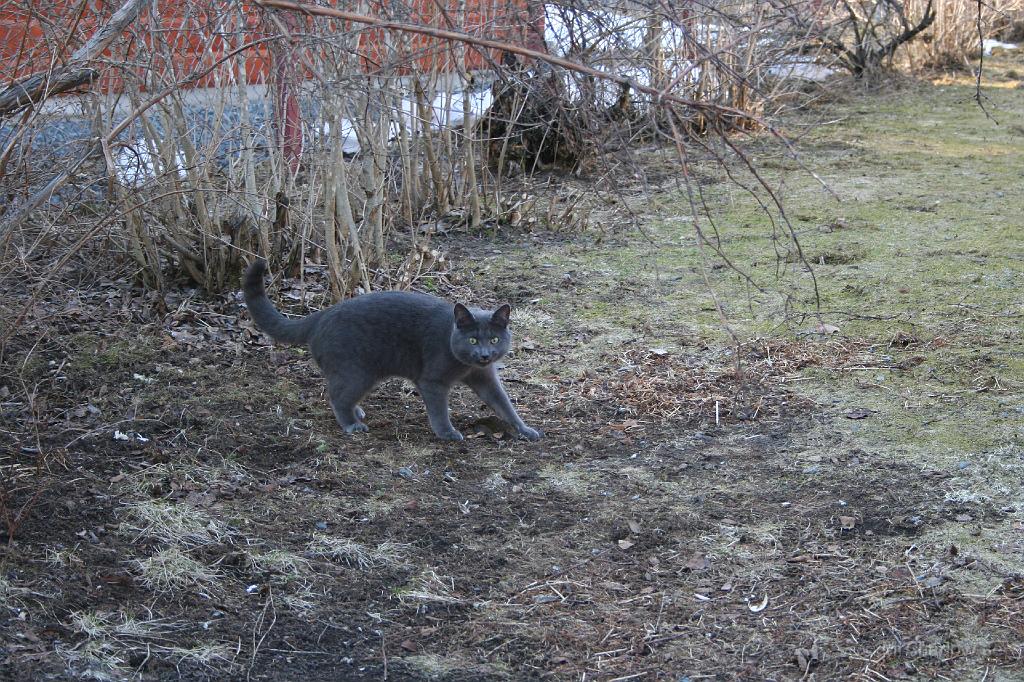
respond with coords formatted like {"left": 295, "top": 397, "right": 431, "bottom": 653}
{"left": 314, "top": 521, "right": 328, "bottom": 531}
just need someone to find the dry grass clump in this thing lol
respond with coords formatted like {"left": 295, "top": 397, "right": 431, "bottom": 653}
{"left": 118, "top": 499, "right": 233, "bottom": 547}
{"left": 395, "top": 569, "right": 468, "bottom": 607}
{"left": 57, "top": 611, "right": 235, "bottom": 680}
{"left": 278, "top": 582, "right": 325, "bottom": 613}
{"left": 307, "top": 534, "right": 408, "bottom": 570}
{"left": 113, "top": 460, "right": 250, "bottom": 499}
{"left": 130, "top": 547, "right": 222, "bottom": 593}
{"left": 244, "top": 548, "right": 311, "bottom": 577}
{"left": 0, "top": 576, "right": 29, "bottom": 604}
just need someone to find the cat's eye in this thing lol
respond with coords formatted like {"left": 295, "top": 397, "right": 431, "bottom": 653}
{"left": 468, "top": 338, "right": 478, "bottom": 345}
{"left": 490, "top": 337, "right": 499, "bottom": 344}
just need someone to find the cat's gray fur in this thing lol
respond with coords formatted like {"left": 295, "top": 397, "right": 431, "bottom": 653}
{"left": 243, "top": 259, "right": 541, "bottom": 441}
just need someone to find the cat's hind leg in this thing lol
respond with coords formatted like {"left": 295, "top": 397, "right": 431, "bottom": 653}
{"left": 326, "top": 374, "right": 374, "bottom": 434}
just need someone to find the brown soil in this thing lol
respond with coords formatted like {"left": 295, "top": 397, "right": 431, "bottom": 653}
{"left": 2, "top": 229, "right": 1020, "bottom": 681}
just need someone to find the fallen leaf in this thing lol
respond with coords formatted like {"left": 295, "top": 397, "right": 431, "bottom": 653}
{"left": 684, "top": 553, "right": 709, "bottom": 571}
{"left": 98, "top": 572, "right": 134, "bottom": 588}
{"left": 795, "top": 643, "right": 821, "bottom": 672}
{"left": 748, "top": 594, "right": 769, "bottom": 612}
{"left": 839, "top": 516, "right": 857, "bottom": 530}
{"left": 609, "top": 419, "right": 641, "bottom": 432}
{"left": 627, "top": 520, "right": 642, "bottom": 534}
{"left": 400, "top": 639, "right": 417, "bottom": 652}
{"left": 617, "top": 539, "right": 635, "bottom": 550}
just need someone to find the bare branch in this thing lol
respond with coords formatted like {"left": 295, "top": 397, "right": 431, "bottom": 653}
{"left": 0, "top": 0, "right": 155, "bottom": 116}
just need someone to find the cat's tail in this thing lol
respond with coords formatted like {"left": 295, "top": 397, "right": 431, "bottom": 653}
{"left": 242, "top": 259, "right": 320, "bottom": 345}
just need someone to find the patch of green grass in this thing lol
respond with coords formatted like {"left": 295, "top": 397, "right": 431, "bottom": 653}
{"left": 65, "top": 333, "right": 160, "bottom": 386}
{"left": 489, "top": 66, "right": 1024, "bottom": 600}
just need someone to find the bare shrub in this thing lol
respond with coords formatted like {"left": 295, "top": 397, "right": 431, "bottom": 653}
{"left": 905, "top": 0, "right": 1024, "bottom": 68}
{"left": 0, "top": 0, "right": 823, "bottom": 299}
{"left": 774, "top": 0, "right": 1024, "bottom": 75}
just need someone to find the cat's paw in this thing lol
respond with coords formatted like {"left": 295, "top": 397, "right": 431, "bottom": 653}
{"left": 354, "top": 406, "right": 366, "bottom": 420}
{"left": 344, "top": 422, "right": 369, "bottom": 434}
{"left": 436, "top": 429, "right": 465, "bottom": 441}
{"left": 517, "top": 426, "right": 543, "bottom": 441}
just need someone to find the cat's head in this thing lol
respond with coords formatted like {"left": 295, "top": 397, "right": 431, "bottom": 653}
{"left": 450, "top": 303, "right": 513, "bottom": 367}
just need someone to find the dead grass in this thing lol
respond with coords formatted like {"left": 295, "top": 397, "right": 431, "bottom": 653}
{"left": 395, "top": 569, "right": 469, "bottom": 608}
{"left": 117, "top": 499, "right": 233, "bottom": 547}
{"left": 564, "top": 338, "right": 883, "bottom": 430}
{"left": 57, "top": 611, "right": 236, "bottom": 681}
{"left": 244, "top": 548, "right": 311, "bottom": 576}
{"left": 0, "top": 575, "right": 29, "bottom": 605}
{"left": 130, "top": 547, "right": 222, "bottom": 593}
{"left": 307, "top": 534, "right": 409, "bottom": 569}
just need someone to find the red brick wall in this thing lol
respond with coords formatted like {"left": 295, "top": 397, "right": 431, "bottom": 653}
{"left": 0, "top": 0, "right": 535, "bottom": 92}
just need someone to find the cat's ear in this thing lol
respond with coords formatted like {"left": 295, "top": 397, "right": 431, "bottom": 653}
{"left": 490, "top": 304, "right": 511, "bottom": 329}
{"left": 453, "top": 303, "right": 475, "bottom": 329}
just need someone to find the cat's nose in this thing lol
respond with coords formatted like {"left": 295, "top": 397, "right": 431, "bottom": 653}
{"left": 478, "top": 351, "right": 492, "bottom": 363}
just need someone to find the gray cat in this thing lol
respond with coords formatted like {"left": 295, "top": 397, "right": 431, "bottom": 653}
{"left": 243, "top": 260, "right": 541, "bottom": 441}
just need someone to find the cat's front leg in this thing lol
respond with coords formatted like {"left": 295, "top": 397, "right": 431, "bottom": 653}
{"left": 417, "top": 380, "right": 463, "bottom": 441}
{"left": 464, "top": 368, "right": 542, "bottom": 441}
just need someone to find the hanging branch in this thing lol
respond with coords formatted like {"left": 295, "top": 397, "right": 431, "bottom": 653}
{"left": 255, "top": 0, "right": 762, "bottom": 125}
{"left": 0, "top": 0, "right": 155, "bottom": 117}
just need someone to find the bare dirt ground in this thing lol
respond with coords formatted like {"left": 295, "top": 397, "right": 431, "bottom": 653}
{"left": 2, "top": 59, "right": 1023, "bottom": 681}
